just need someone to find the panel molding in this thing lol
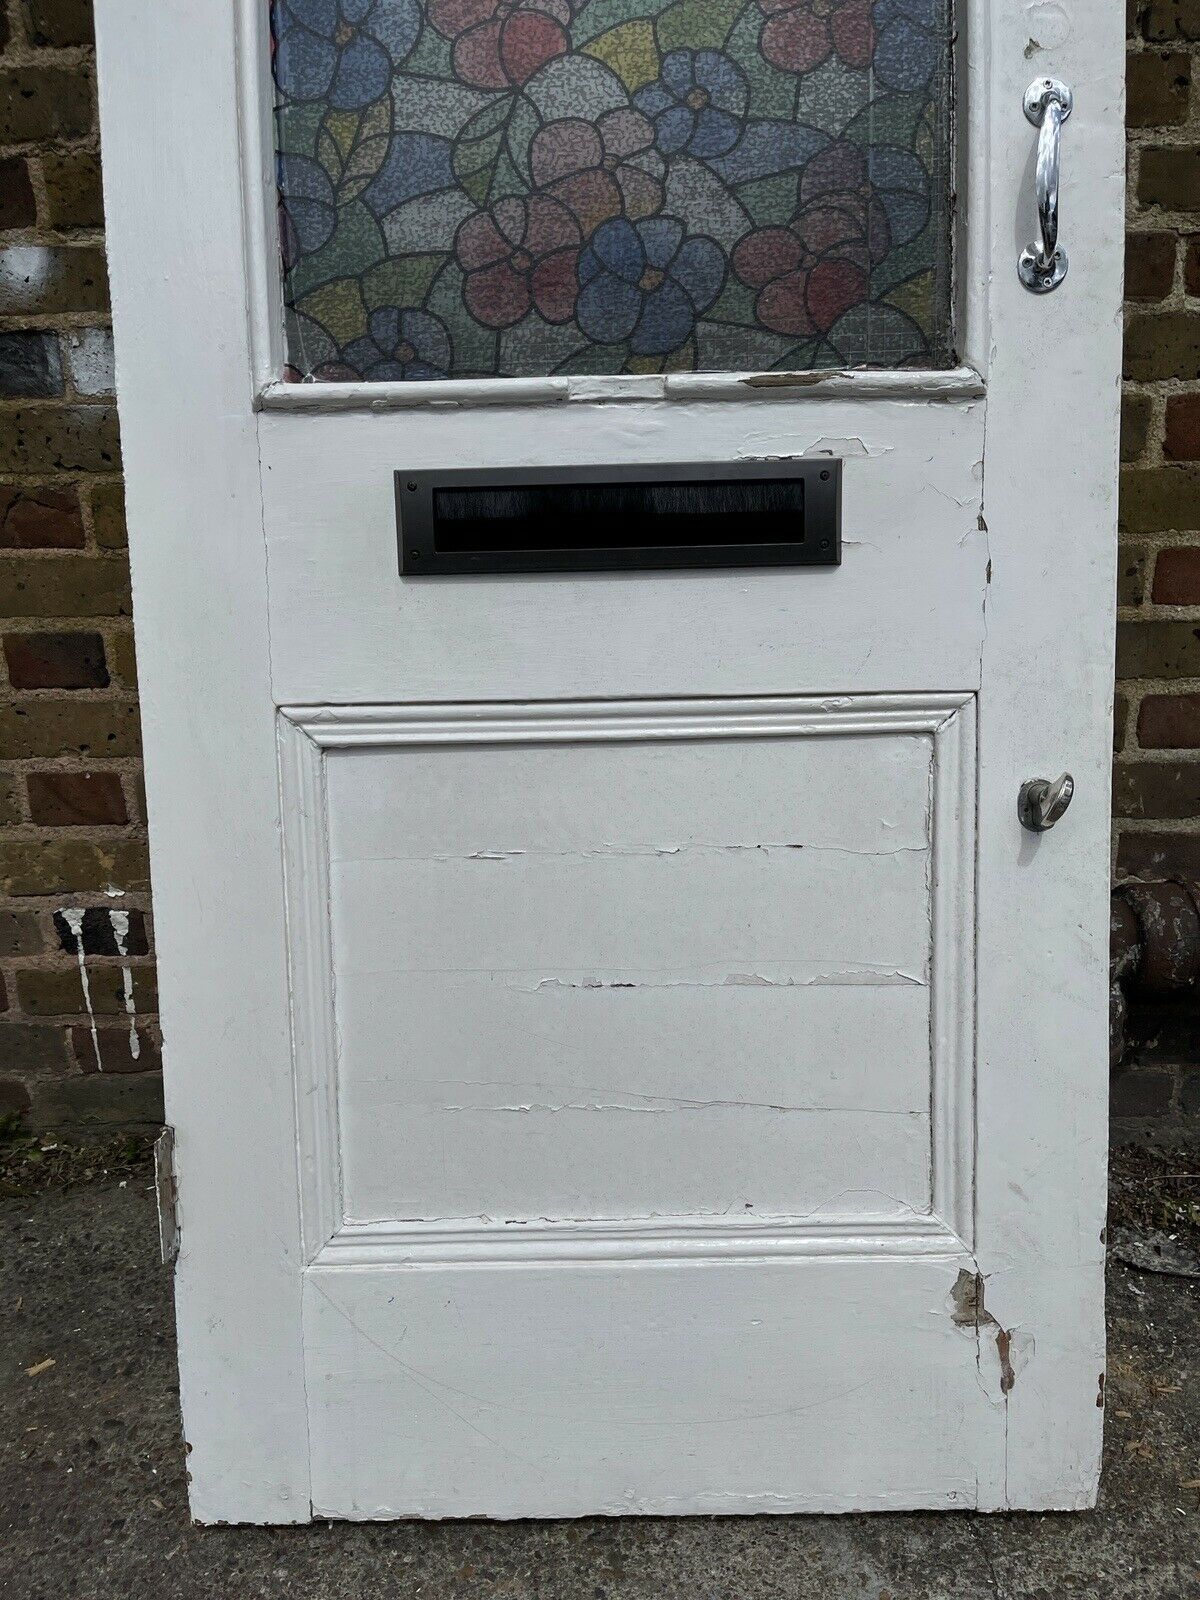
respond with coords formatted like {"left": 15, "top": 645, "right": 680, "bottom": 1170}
{"left": 278, "top": 692, "right": 976, "bottom": 1264}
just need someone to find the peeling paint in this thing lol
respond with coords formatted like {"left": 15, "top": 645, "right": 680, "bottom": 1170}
{"left": 61, "top": 907, "right": 102, "bottom": 1073}
{"left": 110, "top": 909, "right": 141, "bottom": 1062}
{"left": 949, "top": 1269, "right": 1023, "bottom": 1397}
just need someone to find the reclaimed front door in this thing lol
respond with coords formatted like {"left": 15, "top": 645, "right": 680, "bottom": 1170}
{"left": 95, "top": 0, "right": 1123, "bottom": 1520}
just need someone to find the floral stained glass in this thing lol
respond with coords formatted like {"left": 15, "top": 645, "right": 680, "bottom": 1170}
{"left": 272, "top": 0, "right": 953, "bottom": 381}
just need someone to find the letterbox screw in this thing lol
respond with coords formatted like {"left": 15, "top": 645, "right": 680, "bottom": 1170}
{"left": 820, "top": 470, "right": 830, "bottom": 481}
{"left": 406, "top": 480, "right": 417, "bottom": 491}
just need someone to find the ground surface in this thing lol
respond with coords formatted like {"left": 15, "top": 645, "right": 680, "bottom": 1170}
{"left": 1, "top": 1151, "right": 1198, "bottom": 1600}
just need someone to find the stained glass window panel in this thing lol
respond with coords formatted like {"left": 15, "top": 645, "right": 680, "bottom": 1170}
{"left": 271, "top": 0, "right": 953, "bottom": 381}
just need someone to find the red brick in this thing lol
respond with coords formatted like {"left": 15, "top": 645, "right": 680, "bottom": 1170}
{"left": 0, "top": 68, "right": 92, "bottom": 144}
{"left": 1127, "top": 52, "right": 1192, "bottom": 127}
{"left": 1115, "top": 690, "right": 1131, "bottom": 750}
{"left": 1120, "top": 465, "right": 1200, "bottom": 530}
{"left": 0, "top": 1076, "right": 30, "bottom": 1121}
{"left": 1124, "top": 313, "right": 1200, "bottom": 380}
{"left": 1125, "top": 232, "right": 1176, "bottom": 299}
{"left": 1139, "top": 145, "right": 1200, "bottom": 211}
{"left": 1139, "top": 0, "right": 1200, "bottom": 41}
{"left": 71, "top": 1026, "right": 160, "bottom": 1076}
{"left": 27, "top": 770, "right": 128, "bottom": 825}
{"left": 1152, "top": 544, "right": 1200, "bottom": 602}
{"left": 19, "top": 964, "right": 156, "bottom": 1017}
{"left": 0, "top": 836, "right": 149, "bottom": 895}
{"left": 1118, "top": 545, "right": 1149, "bottom": 606}
{"left": 1113, "top": 759, "right": 1200, "bottom": 817}
{"left": 1164, "top": 393, "right": 1200, "bottom": 459}
{"left": 0, "top": 155, "right": 35, "bottom": 230}
{"left": 1187, "top": 235, "right": 1200, "bottom": 295}
{"left": 1118, "top": 830, "right": 1200, "bottom": 878}
{"left": 21, "top": 0, "right": 94, "bottom": 48}
{"left": 1126, "top": 233, "right": 1177, "bottom": 299}
{"left": 1137, "top": 691, "right": 1200, "bottom": 745}
{"left": 4, "top": 631, "right": 108, "bottom": 688}
{"left": 1122, "top": 392, "right": 1152, "bottom": 462}
{"left": 0, "top": 557, "right": 130, "bottom": 618}
{"left": 0, "top": 700, "right": 141, "bottom": 759}
{"left": 1117, "top": 619, "right": 1200, "bottom": 676}
{"left": 0, "top": 486, "right": 84, "bottom": 549}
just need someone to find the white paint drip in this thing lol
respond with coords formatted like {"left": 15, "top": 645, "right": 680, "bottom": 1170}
{"left": 61, "top": 908, "right": 102, "bottom": 1072}
{"left": 110, "top": 909, "right": 140, "bottom": 1061}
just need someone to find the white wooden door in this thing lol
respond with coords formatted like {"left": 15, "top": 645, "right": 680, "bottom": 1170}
{"left": 95, "top": 0, "right": 1122, "bottom": 1521}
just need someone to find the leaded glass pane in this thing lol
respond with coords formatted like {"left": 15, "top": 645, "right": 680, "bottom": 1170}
{"left": 271, "top": 0, "right": 953, "bottom": 380}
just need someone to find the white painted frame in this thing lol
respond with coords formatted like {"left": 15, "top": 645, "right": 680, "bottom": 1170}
{"left": 235, "top": 0, "right": 990, "bottom": 409}
{"left": 278, "top": 693, "right": 976, "bottom": 1266}
{"left": 96, "top": 0, "right": 1123, "bottom": 1521}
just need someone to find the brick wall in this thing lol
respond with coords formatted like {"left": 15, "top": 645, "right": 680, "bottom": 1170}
{"left": 0, "top": 0, "right": 1195, "bottom": 1135}
{"left": 0, "top": 0, "right": 160, "bottom": 1133}
{"left": 1116, "top": 2, "right": 1200, "bottom": 1128}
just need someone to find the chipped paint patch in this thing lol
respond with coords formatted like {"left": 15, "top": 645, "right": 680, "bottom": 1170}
{"left": 949, "top": 1269, "right": 1025, "bottom": 1396}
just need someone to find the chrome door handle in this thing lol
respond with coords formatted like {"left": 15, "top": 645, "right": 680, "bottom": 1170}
{"left": 1018, "top": 77, "right": 1073, "bottom": 293}
{"left": 1018, "top": 772, "right": 1074, "bottom": 832}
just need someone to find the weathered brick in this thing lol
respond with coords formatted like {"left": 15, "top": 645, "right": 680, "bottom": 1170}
{"left": 1110, "top": 1064, "right": 1175, "bottom": 1117}
{"left": 0, "top": 68, "right": 92, "bottom": 144}
{"left": 21, "top": 0, "right": 94, "bottom": 47}
{"left": 40, "top": 151, "right": 103, "bottom": 230}
{"left": 1138, "top": 691, "right": 1200, "bottom": 745}
{"left": 0, "top": 155, "right": 35, "bottom": 230}
{"left": 1153, "top": 543, "right": 1200, "bottom": 600}
{"left": 0, "top": 836, "right": 149, "bottom": 896}
{"left": 28, "top": 769, "right": 127, "bottom": 825}
{"left": 0, "top": 769, "right": 18, "bottom": 824}
{"left": 53, "top": 905, "right": 147, "bottom": 956}
{"left": 1118, "top": 829, "right": 1200, "bottom": 877}
{"left": 1140, "top": 0, "right": 1200, "bottom": 41}
{"left": 1125, "top": 232, "right": 1176, "bottom": 301}
{"left": 0, "top": 486, "right": 84, "bottom": 549}
{"left": 107, "top": 628, "right": 136, "bottom": 688}
{"left": 1121, "top": 392, "right": 1152, "bottom": 462}
{"left": 0, "top": 246, "right": 107, "bottom": 316}
{"left": 1116, "top": 619, "right": 1200, "bottom": 676}
{"left": 0, "top": 556, "right": 129, "bottom": 618}
{"left": 0, "top": 405, "right": 119, "bottom": 473}
{"left": 89, "top": 480, "right": 124, "bottom": 549}
{"left": 0, "top": 908, "right": 45, "bottom": 955}
{"left": 1115, "top": 690, "right": 1131, "bottom": 750}
{"left": 0, "top": 1020, "right": 68, "bottom": 1075}
{"left": 0, "top": 329, "right": 61, "bottom": 398}
{"left": 1120, "top": 465, "right": 1200, "bottom": 530}
{"left": 18, "top": 964, "right": 156, "bottom": 1017}
{"left": 1113, "top": 758, "right": 1200, "bottom": 817}
{"left": 1127, "top": 51, "right": 1192, "bottom": 126}
{"left": 1139, "top": 144, "right": 1200, "bottom": 211}
{"left": 0, "top": 1077, "right": 31, "bottom": 1121}
{"left": 0, "top": 699, "right": 140, "bottom": 759}
{"left": 71, "top": 1025, "right": 160, "bottom": 1075}
{"left": 1118, "top": 544, "right": 1150, "bottom": 606}
{"left": 4, "top": 629, "right": 107, "bottom": 688}
{"left": 1164, "top": 393, "right": 1200, "bottom": 459}
{"left": 1186, "top": 235, "right": 1200, "bottom": 294}
{"left": 29, "top": 1071, "right": 163, "bottom": 1131}
{"left": 63, "top": 327, "right": 112, "bottom": 396}
{"left": 1125, "top": 311, "right": 1200, "bottom": 381}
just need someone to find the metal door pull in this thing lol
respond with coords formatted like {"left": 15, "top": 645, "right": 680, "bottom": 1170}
{"left": 1019, "top": 78, "right": 1073, "bottom": 293}
{"left": 1018, "top": 772, "right": 1075, "bottom": 832}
